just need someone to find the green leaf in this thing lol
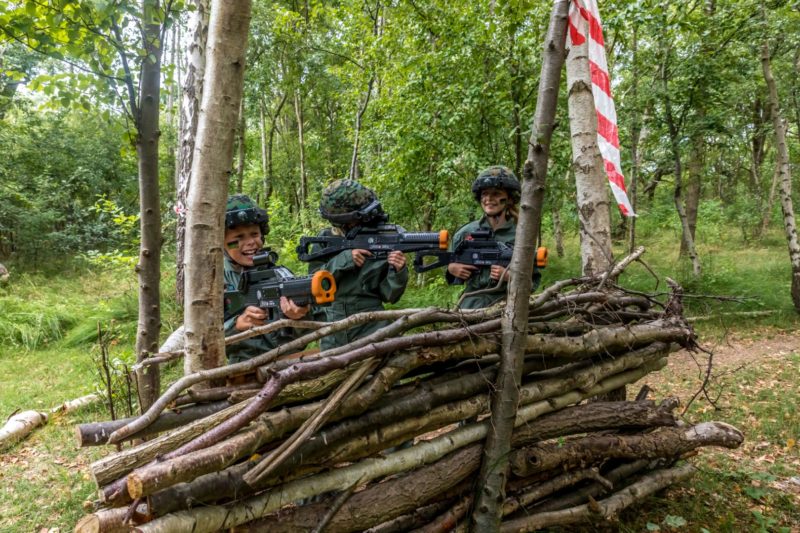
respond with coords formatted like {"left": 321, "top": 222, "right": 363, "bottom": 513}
{"left": 744, "top": 486, "right": 769, "bottom": 500}
{"left": 646, "top": 523, "right": 661, "bottom": 531}
{"left": 663, "top": 515, "right": 687, "bottom": 528}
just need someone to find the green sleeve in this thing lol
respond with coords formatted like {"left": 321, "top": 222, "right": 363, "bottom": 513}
{"left": 224, "top": 316, "right": 239, "bottom": 337}
{"left": 308, "top": 249, "right": 355, "bottom": 279}
{"left": 379, "top": 264, "right": 409, "bottom": 303}
{"left": 445, "top": 225, "right": 469, "bottom": 285}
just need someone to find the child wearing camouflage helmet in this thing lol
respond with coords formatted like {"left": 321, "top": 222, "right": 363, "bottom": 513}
{"left": 223, "top": 195, "right": 310, "bottom": 363}
{"left": 447, "top": 166, "right": 540, "bottom": 309}
{"left": 307, "top": 180, "right": 409, "bottom": 350}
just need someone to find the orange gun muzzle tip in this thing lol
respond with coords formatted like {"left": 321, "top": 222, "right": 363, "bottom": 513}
{"left": 310, "top": 270, "right": 337, "bottom": 304}
{"left": 439, "top": 230, "right": 449, "bottom": 249}
{"left": 536, "top": 247, "right": 548, "bottom": 268}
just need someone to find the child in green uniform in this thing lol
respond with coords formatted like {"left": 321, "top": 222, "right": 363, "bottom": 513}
{"left": 307, "top": 180, "right": 409, "bottom": 350}
{"left": 447, "top": 166, "right": 539, "bottom": 309}
{"left": 223, "top": 195, "right": 310, "bottom": 363}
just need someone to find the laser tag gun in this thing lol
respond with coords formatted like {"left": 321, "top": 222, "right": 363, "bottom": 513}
{"left": 413, "top": 229, "right": 548, "bottom": 284}
{"left": 224, "top": 248, "right": 337, "bottom": 321}
{"left": 296, "top": 225, "right": 450, "bottom": 263}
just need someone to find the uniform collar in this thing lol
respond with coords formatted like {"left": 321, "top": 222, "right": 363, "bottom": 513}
{"left": 479, "top": 215, "right": 514, "bottom": 232}
{"left": 224, "top": 253, "right": 245, "bottom": 274}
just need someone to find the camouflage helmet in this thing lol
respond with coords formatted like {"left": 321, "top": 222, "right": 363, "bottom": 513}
{"left": 319, "top": 179, "right": 386, "bottom": 226}
{"left": 471, "top": 166, "right": 521, "bottom": 203}
{"left": 225, "top": 194, "right": 269, "bottom": 235}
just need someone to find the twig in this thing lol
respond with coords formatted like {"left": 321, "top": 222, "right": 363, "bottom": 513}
{"left": 311, "top": 477, "right": 365, "bottom": 533}
{"left": 244, "top": 358, "right": 380, "bottom": 485}
{"left": 682, "top": 343, "right": 717, "bottom": 415}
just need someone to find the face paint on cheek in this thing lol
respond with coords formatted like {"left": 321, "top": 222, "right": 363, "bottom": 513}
{"left": 226, "top": 240, "right": 239, "bottom": 250}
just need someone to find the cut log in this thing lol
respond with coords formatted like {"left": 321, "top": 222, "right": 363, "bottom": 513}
{"left": 131, "top": 361, "right": 663, "bottom": 532}
{"left": 77, "top": 401, "right": 230, "bottom": 447}
{"left": 52, "top": 394, "right": 100, "bottom": 415}
{"left": 0, "top": 410, "right": 47, "bottom": 450}
{"left": 509, "top": 422, "right": 744, "bottom": 477}
{"left": 499, "top": 463, "right": 696, "bottom": 532}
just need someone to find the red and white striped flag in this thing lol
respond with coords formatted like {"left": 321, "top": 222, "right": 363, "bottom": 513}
{"left": 567, "top": 0, "right": 635, "bottom": 216}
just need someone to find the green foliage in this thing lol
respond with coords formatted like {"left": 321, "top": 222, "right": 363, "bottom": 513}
{"left": 80, "top": 195, "right": 141, "bottom": 269}
{"left": 0, "top": 105, "right": 139, "bottom": 263}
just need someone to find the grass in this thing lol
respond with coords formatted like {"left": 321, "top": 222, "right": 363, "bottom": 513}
{"left": 609, "top": 352, "right": 800, "bottom": 533}
{"left": 1, "top": 227, "right": 800, "bottom": 531}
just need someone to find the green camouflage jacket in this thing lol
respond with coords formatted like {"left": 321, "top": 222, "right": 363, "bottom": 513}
{"left": 447, "top": 216, "right": 539, "bottom": 309}
{"left": 308, "top": 228, "right": 409, "bottom": 350}
{"left": 223, "top": 255, "right": 306, "bottom": 364}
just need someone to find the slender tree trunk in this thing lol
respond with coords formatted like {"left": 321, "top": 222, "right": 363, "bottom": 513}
{"left": 551, "top": 207, "right": 564, "bottom": 258}
{"left": 294, "top": 89, "right": 308, "bottom": 207}
{"left": 183, "top": 0, "right": 253, "bottom": 377}
{"left": 470, "top": 1, "right": 569, "bottom": 530}
{"left": 565, "top": 18, "right": 613, "bottom": 276}
{"left": 794, "top": 44, "right": 800, "bottom": 143}
{"left": 661, "top": 46, "right": 701, "bottom": 276}
{"left": 627, "top": 27, "right": 640, "bottom": 253}
{"left": 760, "top": 164, "right": 780, "bottom": 237}
{"left": 761, "top": 35, "right": 800, "bottom": 311}
{"left": 349, "top": 77, "right": 375, "bottom": 181}
{"left": 259, "top": 92, "right": 287, "bottom": 206}
{"left": 259, "top": 97, "right": 268, "bottom": 200}
{"left": 236, "top": 97, "right": 246, "bottom": 193}
{"left": 176, "top": 0, "right": 210, "bottom": 304}
{"left": 134, "top": 0, "right": 164, "bottom": 411}
{"left": 683, "top": 131, "right": 703, "bottom": 254}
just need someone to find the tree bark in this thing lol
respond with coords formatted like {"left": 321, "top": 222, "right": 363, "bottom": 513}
{"left": 294, "top": 89, "right": 308, "bottom": 207}
{"left": 261, "top": 92, "right": 287, "bottom": 204}
{"left": 76, "top": 401, "right": 229, "bottom": 447}
{"left": 175, "top": 0, "right": 209, "bottom": 304}
{"left": 0, "top": 410, "right": 47, "bottom": 450}
{"left": 134, "top": 0, "right": 164, "bottom": 411}
{"left": 471, "top": 2, "right": 569, "bottom": 530}
{"left": 235, "top": 96, "right": 246, "bottom": 192}
{"left": 565, "top": 13, "right": 613, "bottom": 276}
{"left": 349, "top": 77, "right": 374, "bottom": 181}
{"left": 131, "top": 361, "right": 661, "bottom": 532}
{"left": 627, "top": 26, "right": 640, "bottom": 253}
{"left": 761, "top": 32, "right": 800, "bottom": 311}
{"left": 183, "top": 0, "right": 253, "bottom": 378}
{"left": 661, "top": 44, "right": 701, "bottom": 276}
{"left": 509, "top": 422, "right": 743, "bottom": 477}
{"left": 500, "top": 463, "right": 696, "bottom": 533}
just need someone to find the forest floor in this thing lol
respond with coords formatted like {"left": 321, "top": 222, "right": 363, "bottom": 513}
{"left": 600, "top": 328, "right": 800, "bottom": 533}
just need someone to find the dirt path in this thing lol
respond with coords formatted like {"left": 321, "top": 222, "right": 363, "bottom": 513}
{"left": 642, "top": 331, "right": 800, "bottom": 403}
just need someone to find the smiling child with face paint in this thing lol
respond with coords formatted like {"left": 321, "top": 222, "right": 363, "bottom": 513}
{"left": 446, "top": 166, "right": 539, "bottom": 309}
{"left": 222, "top": 195, "right": 310, "bottom": 363}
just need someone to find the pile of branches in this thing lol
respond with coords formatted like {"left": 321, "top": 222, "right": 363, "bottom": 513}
{"left": 75, "top": 263, "right": 743, "bottom": 533}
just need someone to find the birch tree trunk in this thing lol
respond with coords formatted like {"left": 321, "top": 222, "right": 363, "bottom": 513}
{"left": 761, "top": 36, "right": 800, "bottom": 311}
{"left": 565, "top": 20, "right": 613, "bottom": 276}
{"left": 470, "top": 1, "right": 569, "bottom": 530}
{"left": 134, "top": 0, "right": 164, "bottom": 411}
{"left": 183, "top": 0, "right": 253, "bottom": 377}
{"left": 176, "top": 0, "right": 210, "bottom": 304}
